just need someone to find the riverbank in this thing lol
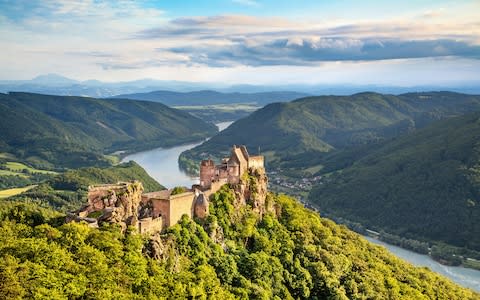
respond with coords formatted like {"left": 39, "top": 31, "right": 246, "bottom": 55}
{"left": 365, "top": 236, "right": 480, "bottom": 292}
{"left": 322, "top": 211, "right": 480, "bottom": 271}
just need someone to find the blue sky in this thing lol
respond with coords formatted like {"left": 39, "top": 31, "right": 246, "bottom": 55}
{"left": 0, "top": 0, "right": 479, "bottom": 85}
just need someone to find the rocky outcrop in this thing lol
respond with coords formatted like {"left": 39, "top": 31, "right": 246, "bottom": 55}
{"left": 233, "top": 167, "right": 270, "bottom": 217}
{"left": 69, "top": 181, "right": 144, "bottom": 231}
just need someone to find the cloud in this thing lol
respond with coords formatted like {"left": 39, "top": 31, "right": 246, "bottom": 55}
{"left": 165, "top": 38, "right": 480, "bottom": 67}
{"left": 135, "top": 14, "right": 480, "bottom": 67}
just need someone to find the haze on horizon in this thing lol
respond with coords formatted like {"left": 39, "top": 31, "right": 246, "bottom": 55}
{"left": 1, "top": 0, "right": 479, "bottom": 86}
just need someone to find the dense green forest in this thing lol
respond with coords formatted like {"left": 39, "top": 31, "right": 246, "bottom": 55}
{"left": 0, "top": 92, "right": 217, "bottom": 170}
{"left": 180, "top": 92, "right": 480, "bottom": 171}
{"left": 11, "top": 161, "right": 164, "bottom": 212}
{"left": 0, "top": 184, "right": 477, "bottom": 299}
{"left": 309, "top": 112, "right": 480, "bottom": 253}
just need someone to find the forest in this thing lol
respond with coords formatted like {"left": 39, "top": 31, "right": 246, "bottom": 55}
{"left": 0, "top": 92, "right": 216, "bottom": 170}
{"left": 0, "top": 184, "right": 478, "bottom": 299}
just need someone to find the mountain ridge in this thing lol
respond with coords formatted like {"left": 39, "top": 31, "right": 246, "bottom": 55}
{"left": 180, "top": 91, "right": 480, "bottom": 172}
{"left": 0, "top": 92, "right": 217, "bottom": 169}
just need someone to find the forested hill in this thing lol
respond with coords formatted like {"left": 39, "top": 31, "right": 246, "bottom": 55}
{"left": 0, "top": 92, "right": 217, "bottom": 169}
{"left": 11, "top": 161, "right": 165, "bottom": 212}
{"left": 0, "top": 185, "right": 478, "bottom": 298}
{"left": 309, "top": 112, "right": 480, "bottom": 251}
{"left": 181, "top": 91, "right": 480, "bottom": 169}
{"left": 112, "top": 90, "right": 309, "bottom": 106}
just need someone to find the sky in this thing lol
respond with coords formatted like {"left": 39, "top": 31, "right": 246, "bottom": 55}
{"left": 0, "top": 0, "right": 479, "bottom": 86}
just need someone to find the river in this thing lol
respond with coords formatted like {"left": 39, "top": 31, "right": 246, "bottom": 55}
{"left": 121, "top": 120, "right": 480, "bottom": 292}
{"left": 121, "top": 121, "right": 233, "bottom": 188}
{"left": 364, "top": 237, "right": 480, "bottom": 291}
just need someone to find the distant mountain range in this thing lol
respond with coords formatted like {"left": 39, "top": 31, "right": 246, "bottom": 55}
{"left": 0, "top": 92, "right": 217, "bottom": 169}
{"left": 2, "top": 73, "right": 480, "bottom": 98}
{"left": 112, "top": 90, "right": 310, "bottom": 106}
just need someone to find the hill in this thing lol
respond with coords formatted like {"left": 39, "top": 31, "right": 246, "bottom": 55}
{"left": 181, "top": 92, "right": 480, "bottom": 172}
{"left": 0, "top": 182, "right": 477, "bottom": 298}
{"left": 0, "top": 92, "right": 217, "bottom": 169}
{"left": 112, "top": 90, "right": 309, "bottom": 106}
{"left": 11, "top": 161, "right": 164, "bottom": 212}
{"left": 308, "top": 112, "right": 480, "bottom": 252}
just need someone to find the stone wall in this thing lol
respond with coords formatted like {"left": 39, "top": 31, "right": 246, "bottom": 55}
{"left": 248, "top": 155, "right": 264, "bottom": 169}
{"left": 168, "top": 192, "right": 196, "bottom": 227}
{"left": 138, "top": 217, "right": 163, "bottom": 234}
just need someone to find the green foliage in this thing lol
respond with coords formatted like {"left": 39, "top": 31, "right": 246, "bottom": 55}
{"left": 0, "top": 184, "right": 478, "bottom": 299}
{"left": 170, "top": 186, "right": 188, "bottom": 195}
{"left": 11, "top": 162, "right": 164, "bottom": 212}
{"left": 51, "top": 161, "right": 164, "bottom": 192}
{"left": 309, "top": 112, "right": 480, "bottom": 252}
{"left": 0, "top": 92, "right": 217, "bottom": 169}
{"left": 181, "top": 91, "right": 480, "bottom": 172}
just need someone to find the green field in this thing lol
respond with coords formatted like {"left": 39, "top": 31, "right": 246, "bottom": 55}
{"left": 0, "top": 169, "right": 28, "bottom": 178}
{"left": 4, "top": 162, "right": 57, "bottom": 174}
{"left": 0, "top": 185, "right": 36, "bottom": 198}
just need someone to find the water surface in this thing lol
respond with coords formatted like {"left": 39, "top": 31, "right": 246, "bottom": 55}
{"left": 364, "top": 236, "right": 480, "bottom": 291}
{"left": 121, "top": 121, "right": 233, "bottom": 188}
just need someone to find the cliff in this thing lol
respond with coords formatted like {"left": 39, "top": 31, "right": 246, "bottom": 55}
{"left": 68, "top": 181, "right": 144, "bottom": 231}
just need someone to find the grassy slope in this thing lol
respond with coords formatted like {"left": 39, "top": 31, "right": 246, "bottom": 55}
{"left": 0, "top": 92, "right": 217, "bottom": 169}
{"left": 0, "top": 185, "right": 36, "bottom": 198}
{"left": 309, "top": 112, "right": 480, "bottom": 251}
{"left": 181, "top": 92, "right": 480, "bottom": 170}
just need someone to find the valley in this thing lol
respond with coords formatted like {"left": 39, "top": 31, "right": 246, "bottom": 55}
{"left": 3, "top": 1, "right": 480, "bottom": 298}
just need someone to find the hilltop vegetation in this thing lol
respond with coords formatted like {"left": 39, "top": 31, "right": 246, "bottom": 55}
{"left": 0, "top": 92, "right": 217, "bottom": 170}
{"left": 0, "top": 184, "right": 477, "bottom": 299}
{"left": 181, "top": 92, "right": 480, "bottom": 171}
{"left": 309, "top": 112, "right": 480, "bottom": 252}
{"left": 10, "top": 161, "right": 164, "bottom": 212}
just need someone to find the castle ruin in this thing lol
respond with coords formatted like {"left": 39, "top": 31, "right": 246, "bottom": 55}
{"left": 69, "top": 145, "right": 265, "bottom": 234}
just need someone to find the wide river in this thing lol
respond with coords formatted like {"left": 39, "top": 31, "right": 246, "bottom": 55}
{"left": 121, "top": 122, "right": 233, "bottom": 188}
{"left": 122, "top": 121, "right": 480, "bottom": 292}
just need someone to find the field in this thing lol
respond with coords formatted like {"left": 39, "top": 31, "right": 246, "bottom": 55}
{"left": 4, "top": 162, "right": 57, "bottom": 174}
{"left": 174, "top": 103, "right": 260, "bottom": 123}
{"left": 0, "top": 185, "right": 36, "bottom": 198}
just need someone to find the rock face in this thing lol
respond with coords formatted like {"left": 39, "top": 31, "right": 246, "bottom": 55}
{"left": 233, "top": 167, "right": 269, "bottom": 217}
{"left": 70, "top": 181, "right": 144, "bottom": 231}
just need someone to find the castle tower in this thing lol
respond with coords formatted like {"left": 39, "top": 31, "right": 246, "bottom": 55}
{"left": 230, "top": 145, "right": 249, "bottom": 176}
{"left": 194, "top": 193, "right": 209, "bottom": 219}
{"left": 199, "top": 159, "right": 215, "bottom": 188}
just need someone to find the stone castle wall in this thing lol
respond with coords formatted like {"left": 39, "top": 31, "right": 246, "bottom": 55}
{"left": 248, "top": 156, "right": 264, "bottom": 169}
{"left": 138, "top": 217, "right": 163, "bottom": 234}
{"left": 168, "top": 192, "right": 196, "bottom": 227}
